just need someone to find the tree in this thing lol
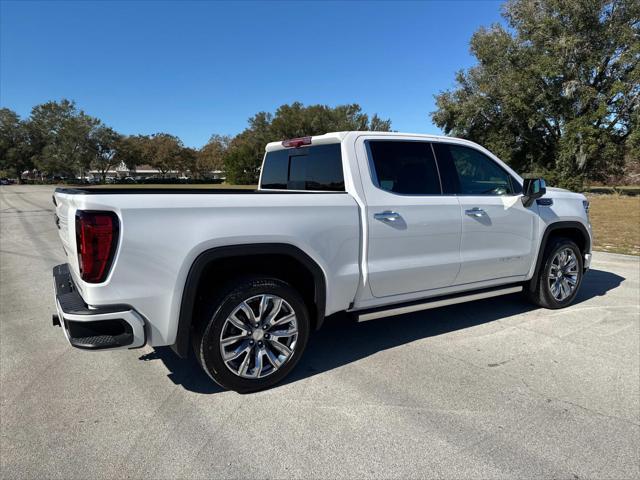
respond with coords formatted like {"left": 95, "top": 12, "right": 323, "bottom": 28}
{"left": 267, "top": 102, "right": 392, "bottom": 139}
{"left": 224, "top": 140, "right": 261, "bottom": 185}
{"left": 0, "top": 108, "right": 33, "bottom": 182}
{"left": 177, "top": 147, "right": 198, "bottom": 177}
{"left": 196, "top": 134, "right": 230, "bottom": 178}
{"left": 114, "top": 135, "right": 148, "bottom": 173}
{"left": 28, "top": 99, "right": 99, "bottom": 178}
{"left": 224, "top": 102, "right": 392, "bottom": 184}
{"left": 90, "top": 126, "right": 121, "bottom": 182}
{"left": 431, "top": 0, "right": 639, "bottom": 188}
{"left": 143, "top": 133, "right": 183, "bottom": 177}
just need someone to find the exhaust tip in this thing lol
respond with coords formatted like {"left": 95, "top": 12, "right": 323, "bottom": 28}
{"left": 52, "top": 314, "right": 61, "bottom": 327}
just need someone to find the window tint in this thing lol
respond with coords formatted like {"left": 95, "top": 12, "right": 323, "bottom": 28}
{"left": 367, "top": 141, "right": 441, "bottom": 195}
{"left": 436, "top": 144, "right": 518, "bottom": 195}
{"left": 260, "top": 149, "right": 288, "bottom": 189}
{"left": 260, "top": 144, "right": 344, "bottom": 191}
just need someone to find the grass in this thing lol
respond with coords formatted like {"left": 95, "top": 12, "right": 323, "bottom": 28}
{"left": 587, "top": 194, "right": 640, "bottom": 255}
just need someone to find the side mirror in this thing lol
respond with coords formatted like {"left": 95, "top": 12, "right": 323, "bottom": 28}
{"left": 522, "top": 178, "right": 546, "bottom": 207}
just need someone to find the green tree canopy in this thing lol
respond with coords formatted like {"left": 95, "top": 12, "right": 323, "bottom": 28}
{"left": 89, "top": 126, "right": 121, "bottom": 182}
{"left": 224, "top": 141, "right": 261, "bottom": 185}
{"left": 431, "top": 0, "right": 639, "bottom": 188}
{"left": 177, "top": 147, "right": 198, "bottom": 176}
{"left": 114, "top": 135, "right": 148, "bottom": 172}
{"left": 267, "top": 102, "right": 392, "bottom": 139}
{"left": 28, "top": 99, "right": 100, "bottom": 177}
{"left": 143, "top": 133, "right": 184, "bottom": 176}
{"left": 196, "top": 134, "right": 230, "bottom": 178}
{"left": 0, "top": 108, "right": 33, "bottom": 182}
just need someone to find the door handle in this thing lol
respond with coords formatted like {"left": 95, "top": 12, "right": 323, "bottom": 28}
{"left": 374, "top": 211, "right": 400, "bottom": 222}
{"left": 465, "top": 207, "right": 487, "bottom": 217}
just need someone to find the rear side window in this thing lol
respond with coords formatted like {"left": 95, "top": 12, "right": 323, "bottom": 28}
{"left": 260, "top": 144, "right": 344, "bottom": 191}
{"left": 433, "top": 143, "right": 520, "bottom": 195}
{"left": 367, "top": 140, "right": 441, "bottom": 195}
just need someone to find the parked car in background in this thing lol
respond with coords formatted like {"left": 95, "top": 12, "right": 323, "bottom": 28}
{"left": 51, "top": 132, "right": 592, "bottom": 392}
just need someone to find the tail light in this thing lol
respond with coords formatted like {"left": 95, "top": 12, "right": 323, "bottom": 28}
{"left": 75, "top": 211, "right": 119, "bottom": 283}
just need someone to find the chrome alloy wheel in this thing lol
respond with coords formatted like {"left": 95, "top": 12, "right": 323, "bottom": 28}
{"left": 548, "top": 248, "right": 579, "bottom": 301}
{"left": 219, "top": 294, "right": 298, "bottom": 379}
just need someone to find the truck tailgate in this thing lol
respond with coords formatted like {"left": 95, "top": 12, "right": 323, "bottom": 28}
{"left": 53, "top": 191, "right": 74, "bottom": 262}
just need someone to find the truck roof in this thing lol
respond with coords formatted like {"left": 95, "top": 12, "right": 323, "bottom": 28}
{"left": 265, "top": 131, "right": 467, "bottom": 152}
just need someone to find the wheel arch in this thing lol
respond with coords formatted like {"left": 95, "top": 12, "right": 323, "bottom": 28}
{"left": 171, "top": 243, "right": 327, "bottom": 358}
{"left": 530, "top": 221, "right": 591, "bottom": 287}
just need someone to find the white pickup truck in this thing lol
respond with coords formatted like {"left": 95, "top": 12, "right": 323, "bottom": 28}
{"left": 52, "top": 131, "right": 592, "bottom": 392}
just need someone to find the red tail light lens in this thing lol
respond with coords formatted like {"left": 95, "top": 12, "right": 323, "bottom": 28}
{"left": 75, "top": 211, "right": 119, "bottom": 283}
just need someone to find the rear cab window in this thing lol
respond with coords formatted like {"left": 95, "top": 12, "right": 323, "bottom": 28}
{"left": 260, "top": 143, "right": 345, "bottom": 191}
{"left": 366, "top": 140, "right": 442, "bottom": 195}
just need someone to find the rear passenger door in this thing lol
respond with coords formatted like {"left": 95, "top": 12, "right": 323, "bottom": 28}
{"left": 432, "top": 142, "right": 537, "bottom": 285}
{"left": 359, "top": 138, "right": 462, "bottom": 298}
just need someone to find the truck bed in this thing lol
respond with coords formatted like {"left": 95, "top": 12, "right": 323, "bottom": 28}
{"left": 54, "top": 186, "right": 342, "bottom": 195}
{"left": 52, "top": 184, "right": 361, "bottom": 349}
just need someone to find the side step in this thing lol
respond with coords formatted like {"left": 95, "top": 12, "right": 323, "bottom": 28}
{"left": 356, "top": 285, "right": 523, "bottom": 322}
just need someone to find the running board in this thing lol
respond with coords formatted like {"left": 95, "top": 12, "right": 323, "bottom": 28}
{"left": 356, "top": 285, "right": 523, "bottom": 322}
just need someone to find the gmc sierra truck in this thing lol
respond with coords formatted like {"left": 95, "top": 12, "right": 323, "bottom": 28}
{"left": 52, "top": 132, "right": 592, "bottom": 392}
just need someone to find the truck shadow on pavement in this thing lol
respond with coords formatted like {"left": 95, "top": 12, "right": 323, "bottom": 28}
{"left": 142, "top": 268, "right": 623, "bottom": 394}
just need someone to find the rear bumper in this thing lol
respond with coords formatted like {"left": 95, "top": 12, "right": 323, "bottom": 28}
{"left": 52, "top": 264, "right": 146, "bottom": 350}
{"left": 584, "top": 253, "right": 592, "bottom": 271}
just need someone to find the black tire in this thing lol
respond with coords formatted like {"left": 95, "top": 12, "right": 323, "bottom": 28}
{"left": 526, "top": 237, "right": 584, "bottom": 309}
{"left": 192, "top": 276, "right": 310, "bottom": 393}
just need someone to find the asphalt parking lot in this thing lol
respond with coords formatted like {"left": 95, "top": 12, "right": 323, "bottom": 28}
{"left": 1, "top": 184, "right": 639, "bottom": 479}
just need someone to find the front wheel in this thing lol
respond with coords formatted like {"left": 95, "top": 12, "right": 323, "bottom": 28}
{"left": 192, "top": 276, "right": 310, "bottom": 393}
{"left": 526, "top": 238, "right": 584, "bottom": 309}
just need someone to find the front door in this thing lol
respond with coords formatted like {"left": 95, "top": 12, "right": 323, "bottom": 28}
{"left": 432, "top": 142, "right": 537, "bottom": 285}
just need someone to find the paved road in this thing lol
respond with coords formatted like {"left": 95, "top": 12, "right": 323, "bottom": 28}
{"left": 1, "top": 185, "right": 639, "bottom": 479}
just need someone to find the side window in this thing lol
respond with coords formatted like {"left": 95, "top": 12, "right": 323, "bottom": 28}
{"left": 436, "top": 144, "right": 518, "bottom": 195}
{"left": 261, "top": 144, "right": 344, "bottom": 191}
{"left": 367, "top": 141, "right": 441, "bottom": 195}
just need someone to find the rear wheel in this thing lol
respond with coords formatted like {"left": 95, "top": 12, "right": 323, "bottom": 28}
{"left": 526, "top": 237, "right": 583, "bottom": 309}
{"left": 192, "top": 276, "right": 310, "bottom": 393}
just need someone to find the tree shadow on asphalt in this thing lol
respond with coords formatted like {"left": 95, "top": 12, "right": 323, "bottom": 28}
{"left": 141, "top": 268, "right": 624, "bottom": 395}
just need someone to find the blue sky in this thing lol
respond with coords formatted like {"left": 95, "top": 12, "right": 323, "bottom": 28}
{"left": 1, "top": 0, "right": 503, "bottom": 147}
